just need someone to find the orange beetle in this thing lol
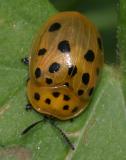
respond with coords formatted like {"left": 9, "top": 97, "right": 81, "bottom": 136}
{"left": 27, "top": 12, "right": 103, "bottom": 120}
{"left": 22, "top": 11, "right": 103, "bottom": 150}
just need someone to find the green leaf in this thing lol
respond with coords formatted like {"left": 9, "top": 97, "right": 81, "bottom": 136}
{"left": 0, "top": 0, "right": 126, "bottom": 160}
{"left": 118, "top": 0, "right": 126, "bottom": 99}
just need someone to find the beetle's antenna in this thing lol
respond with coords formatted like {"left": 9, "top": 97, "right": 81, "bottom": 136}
{"left": 21, "top": 119, "right": 44, "bottom": 135}
{"left": 21, "top": 117, "right": 75, "bottom": 150}
{"left": 48, "top": 119, "right": 75, "bottom": 150}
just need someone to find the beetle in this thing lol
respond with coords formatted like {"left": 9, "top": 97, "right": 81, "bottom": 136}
{"left": 21, "top": 11, "right": 103, "bottom": 150}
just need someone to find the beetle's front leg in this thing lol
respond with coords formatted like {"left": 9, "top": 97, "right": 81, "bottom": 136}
{"left": 25, "top": 103, "right": 32, "bottom": 111}
{"left": 21, "top": 57, "right": 29, "bottom": 65}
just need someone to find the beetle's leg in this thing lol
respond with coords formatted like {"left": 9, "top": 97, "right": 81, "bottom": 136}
{"left": 21, "top": 57, "right": 29, "bottom": 65}
{"left": 47, "top": 118, "right": 75, "bottom": 150}
{"left": 25, "top": 103, "right": 32, "bottom": 111}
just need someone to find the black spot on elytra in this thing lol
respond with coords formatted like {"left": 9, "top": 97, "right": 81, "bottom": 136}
{"left": 45, "top": 98, "right": 51, "bottom": 104}
{"left": 63, "top": 105, "right": 69, "bottom": 110}
{"left": 38, "top": 48, "right": 47, "bottom": 56}
{"left": 89, "top": 87, "right": 94, "bottom": 96}
{"left": 52, "top": 92, "right": 60, "bottom": 98}
{"left": 49, "top": 22, "right": 61, "bottom": 32}
{"left": 82, "top": 73, "right": 90, "bottom": 85}
{"left": 84, "top": 50, "right": 95, "bottom": 62}
{"left": 35, "top": 68, "right": 41, "bottom": 78}
{"left": 58, "top": 40, "right": 70, "bottom": 53}
{"left": 97, "top": 38, "right": 102, "bottom": 50}
{"left": 34, "top": 92, "right": 40, "bottom": 100}
{"left": 78, "top": 89, "right": 84, "bottom": 96}
{"left": 46, "top": 78, "right": 53, "bottom": 84}
{"left": 49, "top": 62, "right": 60, "bottom": 73}
{"left": 72, "top": 107, "right": 78, "bottom": 113}
{"left": 63, "top": 95, "right": 70, "bottom": 101}
{"left": 68, "top": 65, "right": 77, "bottom": 77}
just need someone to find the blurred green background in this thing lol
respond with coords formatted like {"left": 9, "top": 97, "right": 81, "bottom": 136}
{"left": 50, "top": 0, "right": 117, "bottom": 64}
{"left": 0, "top": 1, "right": 125, "bottom": 160}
